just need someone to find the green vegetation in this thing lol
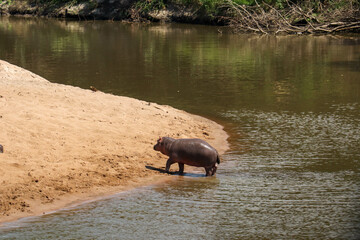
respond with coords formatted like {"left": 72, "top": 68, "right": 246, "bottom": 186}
{"left": 25, "top": 0, "right": 83, "bottom": 4}
{"left": 0, "top": 0, "right": 359, "bottom": 33}
{"left": 157, "top": 0, "right": 359, "bottom": 14}
{"left": 134, "top": 0, "right": 359, "bottom": 25}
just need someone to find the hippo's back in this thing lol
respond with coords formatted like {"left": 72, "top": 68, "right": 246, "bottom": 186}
{"left": 171, "top": 138, "right": 218, "bottom": 167}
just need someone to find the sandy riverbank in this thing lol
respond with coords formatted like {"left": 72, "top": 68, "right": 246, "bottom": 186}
{"left": 0, "top": 60, "right": 228, "bottom": 224}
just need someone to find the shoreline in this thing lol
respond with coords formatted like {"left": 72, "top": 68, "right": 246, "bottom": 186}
{"left": 0, "top": 174, "right": 179, "bottom": 227}
{"left": 1, "top": 1, "right": 359, "bottom": 34}
{"left": 0, "top": 60, "right": 229, "bottom": 225}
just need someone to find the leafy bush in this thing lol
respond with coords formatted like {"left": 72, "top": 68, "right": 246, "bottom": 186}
{"left": 135, "top": 0, "right": 166, "bottom": 13}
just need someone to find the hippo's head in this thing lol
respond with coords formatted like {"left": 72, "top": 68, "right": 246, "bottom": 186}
{"left": 154, "top": 137, "right": 175, "bottom": 156}
{"left": 153, "top": 137, "right": 174, "bottom": 156}
{"left": 153, "top": 137, "right": 164, "bottom": 152}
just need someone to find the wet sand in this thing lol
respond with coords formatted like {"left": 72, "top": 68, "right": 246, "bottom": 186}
{"left": 0, "top": 60, "right": 228, "bottom": 224}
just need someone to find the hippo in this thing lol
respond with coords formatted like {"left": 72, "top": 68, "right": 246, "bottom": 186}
{"left": 0, "top": 144, "right": 3, "bottom": 153}
{"left": 153, "top": 137, "right": 220, "bottom": 176}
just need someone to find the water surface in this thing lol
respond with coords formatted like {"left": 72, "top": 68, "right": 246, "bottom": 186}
{"left": 0, "top": 17, "right": 359, "bottom": 239}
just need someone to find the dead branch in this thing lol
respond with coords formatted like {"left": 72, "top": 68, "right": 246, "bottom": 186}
{"left": 224, "top": 0, "right": 360, "bottom": 34}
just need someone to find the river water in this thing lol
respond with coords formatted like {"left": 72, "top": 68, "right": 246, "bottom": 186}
{"left": 0, "top": 17, "right": 359, "bottom": 239}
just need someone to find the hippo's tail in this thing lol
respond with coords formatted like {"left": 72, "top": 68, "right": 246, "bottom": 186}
{"left": 216, "top": 155, "right": 220, "bottom": 164}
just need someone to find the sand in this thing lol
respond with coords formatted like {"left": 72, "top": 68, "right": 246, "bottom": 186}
{"left": 0, "top": 60, "right": 228, "bottom": 224}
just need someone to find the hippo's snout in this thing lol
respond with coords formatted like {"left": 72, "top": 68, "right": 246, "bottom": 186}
{"left": 153, "top": 137, "right": 163, "bottom": 152}
{"left": 153, "top": 143, "right": 160, "bottom": 151}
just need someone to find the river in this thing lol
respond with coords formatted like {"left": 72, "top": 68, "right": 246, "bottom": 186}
{"left": 0, "top": 16, "right": 359, "bottom": 239}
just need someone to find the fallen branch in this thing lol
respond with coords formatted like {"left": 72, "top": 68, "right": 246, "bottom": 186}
{"left": 224, "top": 0, "right": 360, "bottom": 34}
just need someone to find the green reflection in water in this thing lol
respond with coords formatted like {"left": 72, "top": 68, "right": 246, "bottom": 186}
{"left": 1, "top": 17, "right": 359, "bottom": 118}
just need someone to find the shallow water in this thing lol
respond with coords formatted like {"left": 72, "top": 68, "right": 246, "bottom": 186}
{"left": 0, "top": 17, "right": 359, "bottom": 239}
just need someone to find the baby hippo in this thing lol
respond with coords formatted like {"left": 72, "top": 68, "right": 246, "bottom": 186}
{"left": 153, "top": 137, "right": 220, "bottom": 176}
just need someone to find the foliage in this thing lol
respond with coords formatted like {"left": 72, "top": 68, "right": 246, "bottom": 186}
{"left": 136, "top": 0, "right": 359, "bottom": 18}
{"left": 1, "top": 0, "right": 359, "bottom": 32}
{"left": 25, "top": 0, "right": 86, "bottom": 5}
{"left": 0, "top": 0, "right": 14, "bottom": 5}
{"left": 135, "top": 0, "right": 166, "bottom": 13}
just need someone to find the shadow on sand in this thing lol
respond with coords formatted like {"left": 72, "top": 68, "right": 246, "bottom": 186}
{"left": 145, "top": 166, "right": 205, "bottom": 178}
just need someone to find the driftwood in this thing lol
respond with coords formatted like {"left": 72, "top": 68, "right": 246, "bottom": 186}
{"left": 224, "top": 0, "right": 360, "bottom": 34}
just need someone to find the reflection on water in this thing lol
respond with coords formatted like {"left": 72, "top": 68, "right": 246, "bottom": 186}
{"left": 0, "top": 16, "right": 359, "bottom": 239}
{"left": 1, "top": 17, "right": 359, "bottom": 116}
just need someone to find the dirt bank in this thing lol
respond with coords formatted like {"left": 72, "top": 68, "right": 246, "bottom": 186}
{"left": 1, "top": 0, "right": 358, "bottom": 33}
{"left": 0, "top": 0, "right": 223, "bottom": 24}
{"left": 0, "top": 60, "right": 228, "bottom": 224}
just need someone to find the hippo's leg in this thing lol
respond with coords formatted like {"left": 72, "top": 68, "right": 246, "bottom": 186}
{"left": 178, "top": 163, "right": 184, "bottom": 174}
{"left": 205, "top": 167, "right": 212, "bottom": 176}
{"left": 211, "top": 165, "right": 217, "bottom": 176}
{"left": 165, "top": 158, "right": 175, "bottom": 172}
